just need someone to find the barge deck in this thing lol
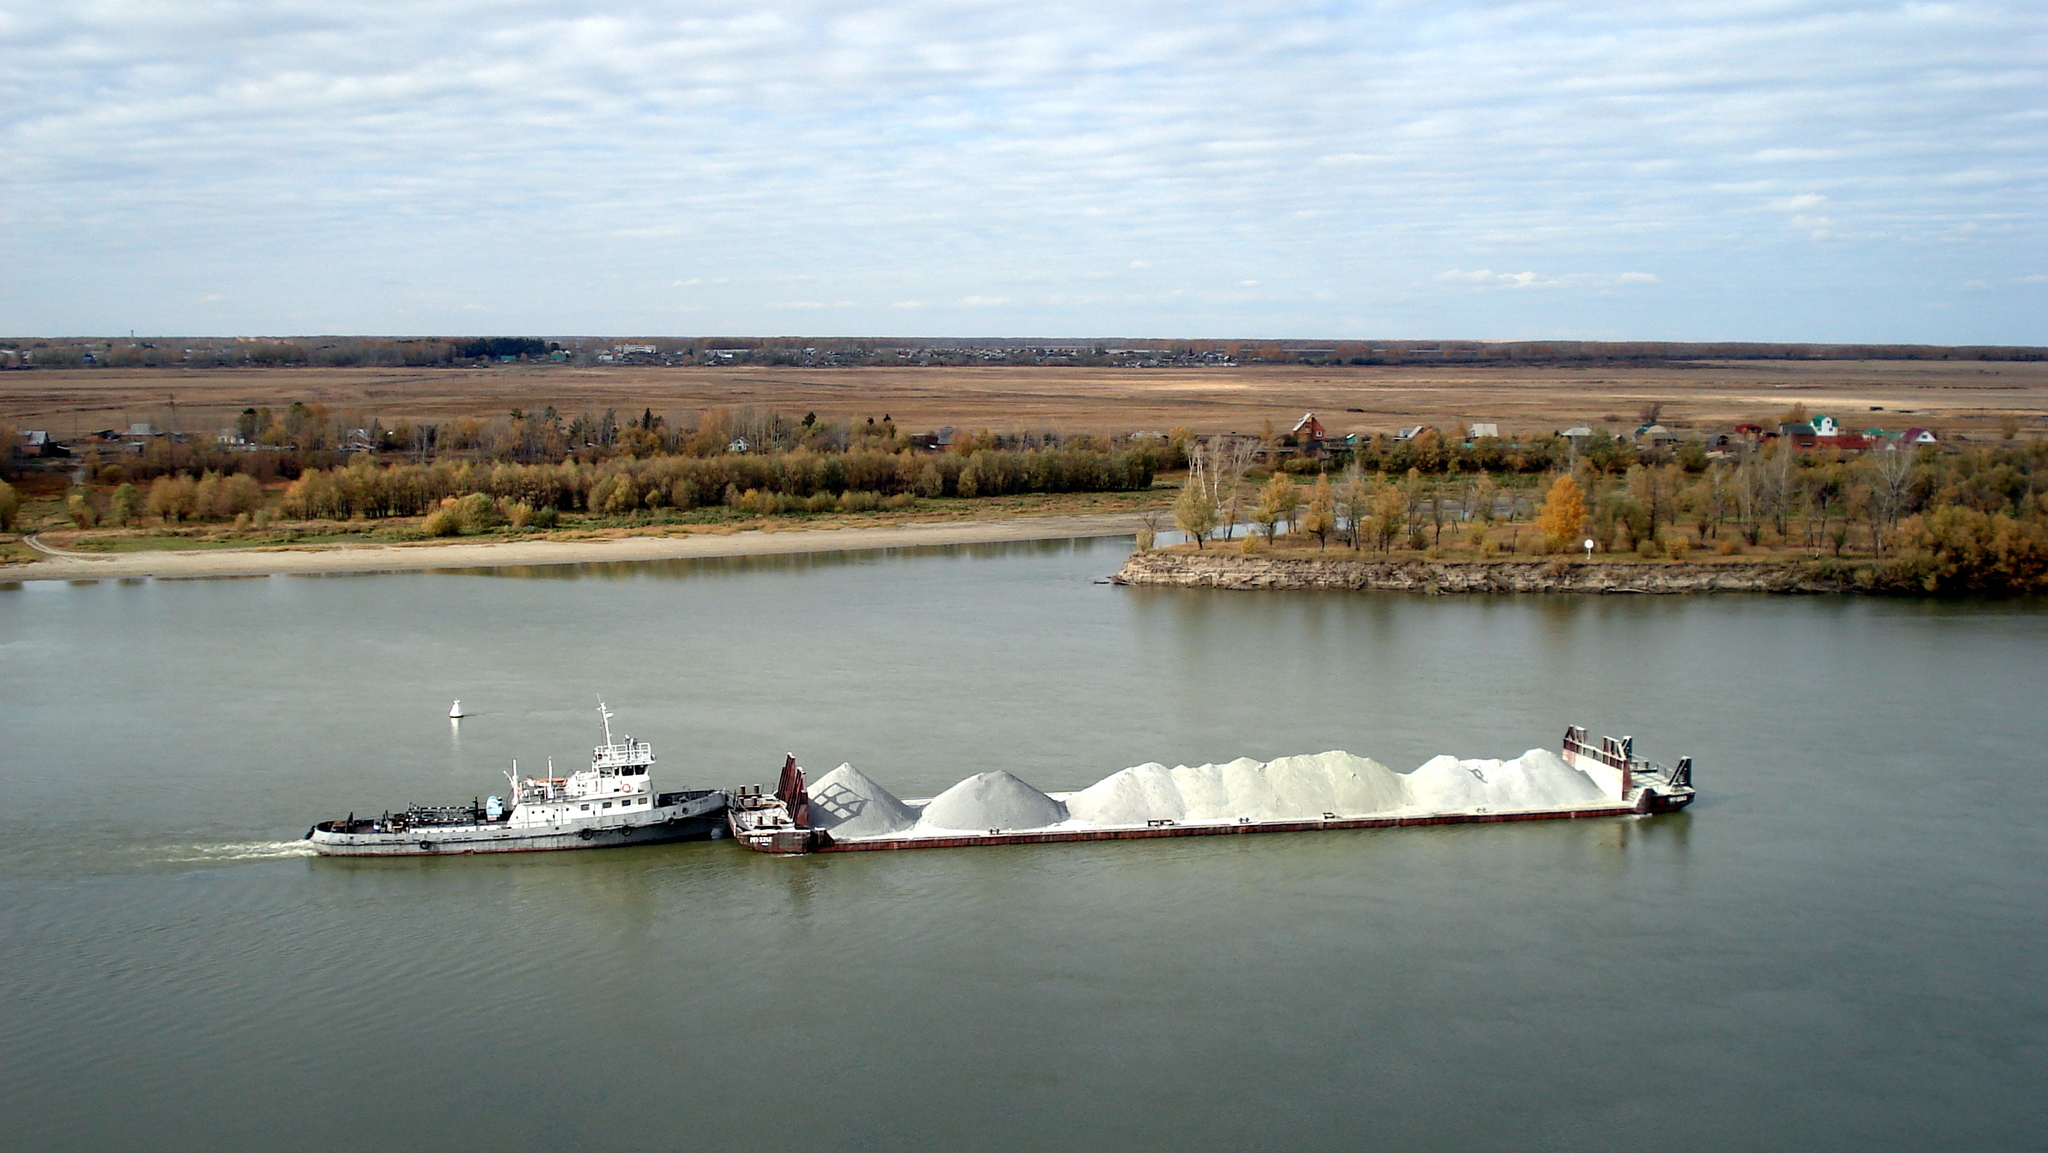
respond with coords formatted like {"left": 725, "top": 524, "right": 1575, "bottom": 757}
{"left": 729, "top": 725, "right": 1695, "bottom": 855}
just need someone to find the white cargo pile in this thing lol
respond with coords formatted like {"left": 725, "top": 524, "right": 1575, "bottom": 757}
{"left": 914, "top": 771, "right": 1069, "bottom": 833}
{"left": 1404, "top": 749, "right": 1609, "bottom": 812}
{"left": 813, "top": 747, "right": 1619, "bottom": 843}
{"left": 1067, "top": 752, "right": 1411, "bottom": 825}
{"left": 805, "top": 763, "right": 920, "bottom": 839}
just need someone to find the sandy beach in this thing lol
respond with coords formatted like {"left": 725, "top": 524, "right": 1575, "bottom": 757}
{"left": 5, "top": 512, "right": 1148, "bottom": 582}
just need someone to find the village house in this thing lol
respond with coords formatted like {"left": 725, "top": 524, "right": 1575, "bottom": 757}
{"left": 1287, "top": 413, "right": 1327, "bottom": 459}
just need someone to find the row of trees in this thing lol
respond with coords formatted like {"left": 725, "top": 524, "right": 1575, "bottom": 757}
{"left": 273, "top": 446, "right": 1155, "bottom": 521}
{"left": 43, "top": 405, "right": 1162, "bottom": 488}
{"left": 1167, "top": 440, "right": 2048, "bottom": 591}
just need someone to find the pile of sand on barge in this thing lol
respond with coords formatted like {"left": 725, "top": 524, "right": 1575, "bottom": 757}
{"left": 802, "top": 748, "right": 1614, "bottom": 844}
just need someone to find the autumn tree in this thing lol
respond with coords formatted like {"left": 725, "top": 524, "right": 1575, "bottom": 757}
{"left": 1338, "top": 465, "right": 1373, "bottom": 549}
{"left": 1172, "top": 479, "right": 1218, "bottom": 548}
{"left": 1369, "top": 482, "right": 1406, "bottom": 552}
{"left": 1302, "top": 475, "right": 1336, "bottom": 549}
{"left": 1535, "top": 474, "right": 1586, "bottom": 551}
{"left": 1253, "top": 473, "right": 1301, "bottom": 542}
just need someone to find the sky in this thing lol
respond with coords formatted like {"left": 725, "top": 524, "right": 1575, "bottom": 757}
{"left": 2, "top": 0, "right": 2043, "bottom": 343}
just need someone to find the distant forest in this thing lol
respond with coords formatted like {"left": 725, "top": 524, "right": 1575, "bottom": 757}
{"left": 1, "top": 335, "right": 2042, "bottom": 370}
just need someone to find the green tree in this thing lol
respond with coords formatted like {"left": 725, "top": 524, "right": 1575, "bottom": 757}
{"left": 109, "top": 482, "right": 138, "bottom": 527}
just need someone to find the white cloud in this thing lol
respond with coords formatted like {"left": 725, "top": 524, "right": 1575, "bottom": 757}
{"left": 1438, "top": 269, "right": 1657, "bottom": 291}
{"left": 1790, "top": 214, "right": 1836, "bottom": 238}
{"left": 0, "top": 0, "right": 2041, "bottom": 341}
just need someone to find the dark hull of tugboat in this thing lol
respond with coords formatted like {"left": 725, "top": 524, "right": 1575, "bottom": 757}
{"left": 308, "top": 794, "right": 728, "bottom": 857}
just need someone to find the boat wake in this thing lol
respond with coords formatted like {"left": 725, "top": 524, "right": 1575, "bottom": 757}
{"left": 163, "top": 840, "right": 320, "bottom": 863}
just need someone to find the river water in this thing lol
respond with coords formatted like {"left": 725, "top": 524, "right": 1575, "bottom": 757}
{"left": 2, "top": 539, "right": 2043, "bottom": 1152}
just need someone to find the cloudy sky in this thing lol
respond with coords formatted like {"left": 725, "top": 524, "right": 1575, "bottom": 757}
{"left": 3, "top": 0, "right": 2042, "bottom": 342}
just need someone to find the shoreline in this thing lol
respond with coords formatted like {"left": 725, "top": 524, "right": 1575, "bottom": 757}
{"left": 1115, "top": 549, "right": 1859, "bottom": 594}
{"left": 3, "top": 513, "right": 1149, "bottom": 582}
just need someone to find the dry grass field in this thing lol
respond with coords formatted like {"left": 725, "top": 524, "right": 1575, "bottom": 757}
{"left": 3, "top": 359, "right": 2045, "bottom": 440}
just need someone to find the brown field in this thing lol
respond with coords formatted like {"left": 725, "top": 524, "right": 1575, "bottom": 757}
{"left": 3, "top": 359, "right": 2045, "bottom": 440}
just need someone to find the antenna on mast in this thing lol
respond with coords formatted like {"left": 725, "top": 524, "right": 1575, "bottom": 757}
{"left": 598, "top": 700, "right": 616, "bottom": 746}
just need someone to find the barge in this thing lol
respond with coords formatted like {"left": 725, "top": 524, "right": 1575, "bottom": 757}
{"left": 307, "top": 704, "right": 726, "bottom": 856}
{"left": 728, "top": 726, "right": 1693, "bottom": 855}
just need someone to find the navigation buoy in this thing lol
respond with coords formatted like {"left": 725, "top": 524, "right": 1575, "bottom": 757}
{"left": 449, "top": 699, "right": 465, "bottom": 719}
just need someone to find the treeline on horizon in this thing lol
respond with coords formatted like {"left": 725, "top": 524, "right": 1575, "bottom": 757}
{"left": 2, "top": 335, "right": 2042, "bottom": 368}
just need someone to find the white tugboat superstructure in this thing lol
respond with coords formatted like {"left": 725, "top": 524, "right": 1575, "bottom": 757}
{"left": 308, "top": 704, "right": 727, "bottom": 856}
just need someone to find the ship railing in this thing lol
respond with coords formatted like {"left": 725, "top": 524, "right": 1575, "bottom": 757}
{"left": 591, "top": 739, "right": 655, "bottom": 771}
{"left": 405, "top": 804, "right": 483, "bottom": 826}
{"left": 1561, "top": 726, "right": 1694, "bottom": 794}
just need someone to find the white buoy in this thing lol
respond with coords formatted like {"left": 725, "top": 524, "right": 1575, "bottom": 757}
{"left": 449, "top": 699, "right": 465, "bottom": 719}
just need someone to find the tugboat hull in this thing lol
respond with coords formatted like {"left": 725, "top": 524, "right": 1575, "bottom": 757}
{"left": 309, "top": 792, "right": 727, "bottom": 856}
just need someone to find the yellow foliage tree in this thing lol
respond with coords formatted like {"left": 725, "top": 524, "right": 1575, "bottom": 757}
{"left": 1302, "top": 475, "right": 1336, "bottom": 549}
{"left": 1535, "top": 474, "right": 1586, "bottom": 551}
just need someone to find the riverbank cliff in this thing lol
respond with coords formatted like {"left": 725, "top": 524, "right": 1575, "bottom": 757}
{"left": 1114, "top": 550, "right": 1856, "bottom": 594}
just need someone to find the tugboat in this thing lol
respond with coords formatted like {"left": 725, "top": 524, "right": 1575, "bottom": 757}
{"left": 307, "top": 704, "right": 727, "bottom": 856}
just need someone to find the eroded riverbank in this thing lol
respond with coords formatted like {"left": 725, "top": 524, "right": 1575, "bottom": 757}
{"left": 1115, "top": 549, "right": 1857, "bottom": 593}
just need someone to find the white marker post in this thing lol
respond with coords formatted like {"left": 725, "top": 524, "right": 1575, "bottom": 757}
{"left": 1583, "top": 538, "right": 1595, "bottom": 561}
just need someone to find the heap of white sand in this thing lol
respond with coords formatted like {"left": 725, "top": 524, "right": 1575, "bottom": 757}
{"left": 913, "top": 770, "right": 1069, "bottom": 833}
{"left": 806, "top": 763, "right": 920, "bottom": 839}
{"left": 1404, "top": 749, "right": 1610, "bottom": 813}
{"left": 1066, "top": 748, "right": 1607, "bottom": 828}
{"left": 817, "top": 748, "right": 1618, "bottom": 842}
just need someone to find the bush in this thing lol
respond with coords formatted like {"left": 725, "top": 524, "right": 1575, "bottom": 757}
{"left": 838, "top": 490, "right": 881, "bottom": 513}
{"left": 531, "top": 506, "right": 558, "bottom": 530}
{"left": 422, "top": 506, "right": 463, "bottom": 536}
{"left": 1716, "top": 539, "right": 1743, "bottom": 556}
{"left": 455, "top": 491, "right": 499, "bottom": 531}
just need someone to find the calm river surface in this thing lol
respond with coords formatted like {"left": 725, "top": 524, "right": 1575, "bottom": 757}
{"left": 2, "top": 539, "right": 2043, "bottom": 1152}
